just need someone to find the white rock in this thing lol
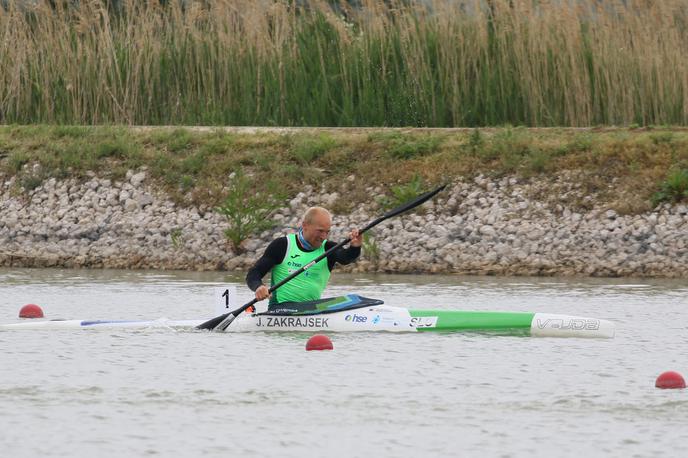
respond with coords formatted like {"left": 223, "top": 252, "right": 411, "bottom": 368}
{"left": 124, "top": 199, "right": 138, "bottom": 212}
{"left": 130, "top": 172, "right": 146, "bottom": 188}
{"left": 479, "top": 225, "right": 496, "bottom": 237}
{"left": 138, "top": 194, "right": 154, "bottom": 207}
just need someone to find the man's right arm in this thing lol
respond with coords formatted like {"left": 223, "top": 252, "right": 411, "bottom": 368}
{"left": 245, "top": 237, "right": 288, "bottom": 292}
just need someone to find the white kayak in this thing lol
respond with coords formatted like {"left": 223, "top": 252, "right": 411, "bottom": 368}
{"left": 0, "top": 295, "right": 615, "bottom": 338}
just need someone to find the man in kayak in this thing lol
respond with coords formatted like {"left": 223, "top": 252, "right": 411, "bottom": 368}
{"left": 246, "top": 206, "right": 362, "bottom": 307}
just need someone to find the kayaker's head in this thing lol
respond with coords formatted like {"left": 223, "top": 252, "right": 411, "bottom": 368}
{"left": 301, "top": 207, "right": 332, "bottom": 249}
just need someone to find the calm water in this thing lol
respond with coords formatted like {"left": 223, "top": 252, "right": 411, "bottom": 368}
{"left": 1, "top": 268, "right": 687, "bottom": 458}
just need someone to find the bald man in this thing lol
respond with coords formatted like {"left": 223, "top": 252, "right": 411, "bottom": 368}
{"left": 246, "top": 207, "right": 362, "bottom": 307}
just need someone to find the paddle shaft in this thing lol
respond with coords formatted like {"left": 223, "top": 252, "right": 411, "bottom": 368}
{"left": 197, "top": 184, "right": 446, "bottom": 331}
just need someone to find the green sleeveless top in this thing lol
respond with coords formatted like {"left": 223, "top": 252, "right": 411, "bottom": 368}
{"left": 270, "top": 233, "right": 331, "bottom": 305}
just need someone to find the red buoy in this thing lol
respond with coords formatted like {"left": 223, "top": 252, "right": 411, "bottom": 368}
{"left": 655, "top": 371, "right": 686, "bottom": 389}
{"left": 19, "top": 304, "right": 44, "bottom": 319}
{"left": 306, "top": 334, "right": 333, "bottom": 351}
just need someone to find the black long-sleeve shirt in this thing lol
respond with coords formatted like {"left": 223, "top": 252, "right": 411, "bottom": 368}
{"left": 246, "top": 236, "right": 361, "bottom": 291}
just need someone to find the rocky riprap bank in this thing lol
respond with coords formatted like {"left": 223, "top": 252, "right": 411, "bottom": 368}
{"left": 1, "top": 170, "right": 687, "bottom": 277}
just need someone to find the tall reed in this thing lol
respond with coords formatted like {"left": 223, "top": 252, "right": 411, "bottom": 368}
{"left": 1, "top": 0, "right": 687, "bottom": 126}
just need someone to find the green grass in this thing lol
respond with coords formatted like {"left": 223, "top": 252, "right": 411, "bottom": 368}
{"left": 652, "top": 169, "right": 688, "bottom": 206}
{"left": 8, "top": 151, "right": 30, "bottom": 173}
{"left": 95, "top": 137, "right": 139, "bottom": 159}
{"left": 216, "top": 171, "right": 286, "bottom": 251}
{"left": 649, "top": 132, "right": 675, "bottom": 145}
{"left": 151, "top": 129, "right": 195, "bottom": 153}
{"left": 524, "top": 148, "right": 551, "bottom": 175}
{"left": 20, "top": 175, "right": 43, "bottom": 191}
{"left": 52, "top": 126, "right": 91, "bottom": 139}
{"left": 368, "top": 132, "right": 444, "bottom": 160}
{"left": 1, "top": 125, "right": 688, "bottom": 216}
{"left": 362, "top": 232, "right": 380, "bottom": 263}
{"left": 290, "top": 134, "right": 337, "bottom": 163}
{"left": 380, "top": 174, "right": 427, "bottom": 210}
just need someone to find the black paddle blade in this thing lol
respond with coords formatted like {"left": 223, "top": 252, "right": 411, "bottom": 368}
{"left": 385, "top": 184, "right": 446, "bottom": 219}
{"left": 361, "top": 184, "right": 446, "bottom": 232}
{"left": 197, "top": 298, "right": 257, "bottom": 331}
{"left": 196, "top": 312, "right": 231, "bottom": 331}
{"left": 212, "top": 313, "right": 237, "bottom": 332}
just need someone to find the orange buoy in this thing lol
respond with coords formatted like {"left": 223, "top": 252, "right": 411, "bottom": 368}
{"left": 19, "top": 304, "right": 44, "bottom": 319}
{"left": 306, "top": 334, "right": 333, "bottom": 351}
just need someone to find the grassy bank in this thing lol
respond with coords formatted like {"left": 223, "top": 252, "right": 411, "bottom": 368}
{"left": 1, "top": 0, "right": 687, "bottom": 127}
{"left": 1, "top": 125, "right": 688, "bottom": 217}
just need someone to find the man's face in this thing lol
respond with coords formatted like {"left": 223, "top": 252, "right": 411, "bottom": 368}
{"left": 302, "top": 213, "right": 332, "bottom": 249}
